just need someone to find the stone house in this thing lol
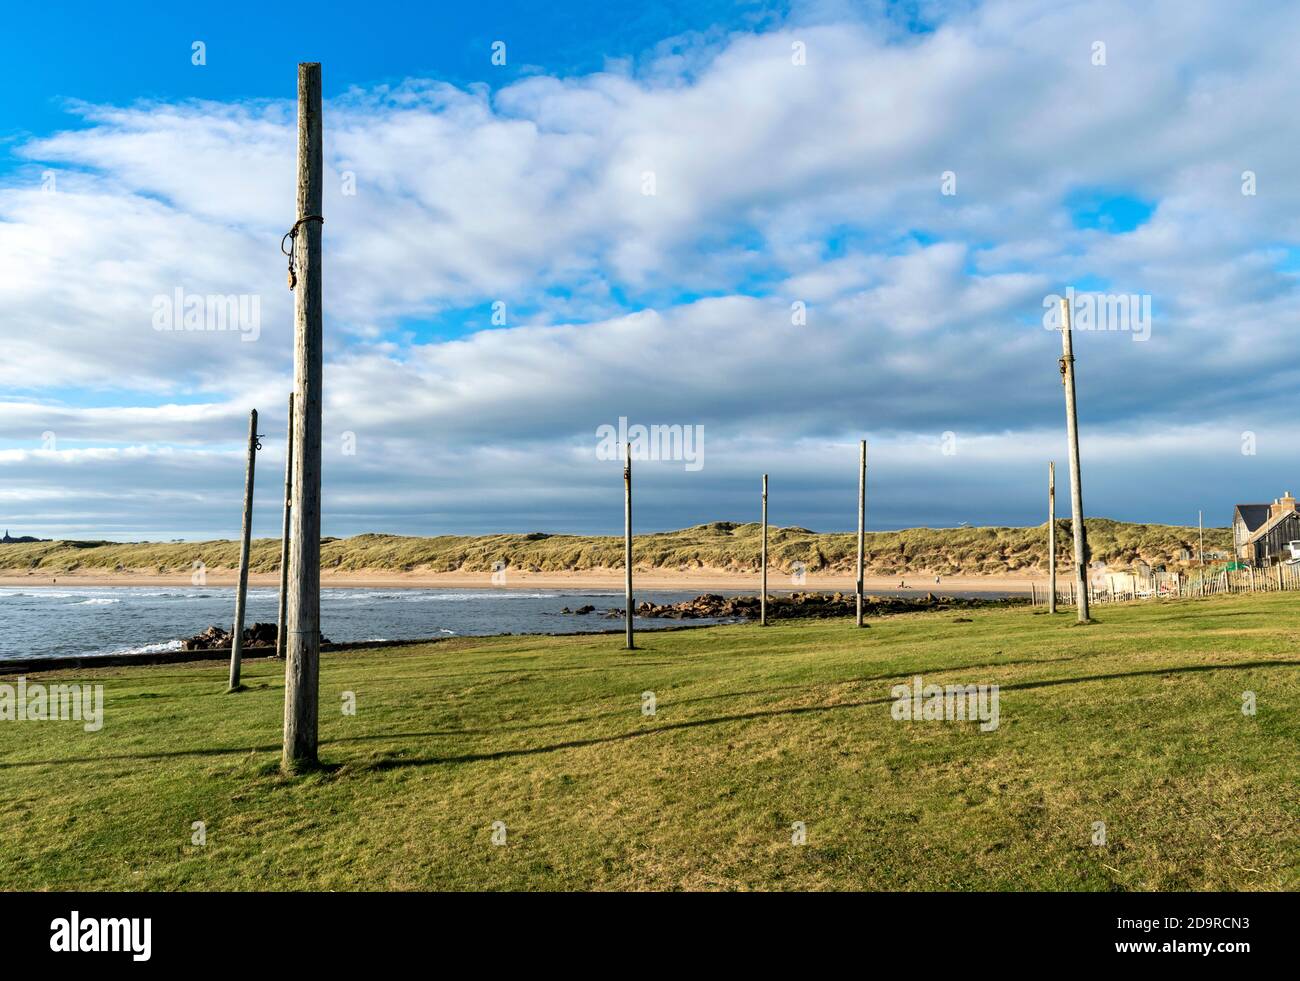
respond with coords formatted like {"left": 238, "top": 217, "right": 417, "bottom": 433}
{"left": 1233, "top": 492, "right": 1300, "bottom": 565}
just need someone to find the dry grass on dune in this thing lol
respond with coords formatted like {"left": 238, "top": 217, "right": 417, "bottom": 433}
{"left": 0, "top": 518, "right": 1230, "bottom": 578}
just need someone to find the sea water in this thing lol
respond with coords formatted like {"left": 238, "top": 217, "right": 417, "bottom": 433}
{"left": 0, "top": 585, "right": 737, "bottom": 660}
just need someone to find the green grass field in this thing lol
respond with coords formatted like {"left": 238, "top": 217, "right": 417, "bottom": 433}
{"left": 1, "top": 593, "right": 1295, "bottom": 891}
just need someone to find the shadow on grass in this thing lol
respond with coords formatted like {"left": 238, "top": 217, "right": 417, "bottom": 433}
{"left": 356, "top": 658, "right": 1300, "bottom": 770}
{"left": 387, "top": 661, "right": 678, "bottom": 686}
{"left": 307, "top": 653, "right": 1088, "bottom": 739}
{"left": 1131, "top": 606, "right": 1279, "bottom": 623}
{"left": 2, "top": 659, "right": 1293, "bottom": 772}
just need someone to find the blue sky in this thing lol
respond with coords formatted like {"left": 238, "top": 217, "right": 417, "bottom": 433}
{"left": 0, "top": 1, "right": 785, "bottom": 140}
{"left": 1, "top": 0, "right": 1298, "bottom": 540}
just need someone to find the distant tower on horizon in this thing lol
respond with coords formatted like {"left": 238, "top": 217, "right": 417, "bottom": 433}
{"left": 1, "top": 529, "right": 44, "bottom": 544}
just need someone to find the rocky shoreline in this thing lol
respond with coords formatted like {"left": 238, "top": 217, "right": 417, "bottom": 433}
{"left": 175, "top": 592, "right": 1013, "bottom": 650}
{"left": 181, "top": 622, "right": 333, "bottom": 651}
{"left": 562, "top": 591, "right": 1021, "bottom": 622}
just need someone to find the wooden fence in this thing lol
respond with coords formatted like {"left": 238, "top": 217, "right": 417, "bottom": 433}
{"left": 1031, "top": 563, "right": 1300, "bottom": 607}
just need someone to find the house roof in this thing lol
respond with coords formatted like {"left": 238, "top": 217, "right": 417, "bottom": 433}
{"left": 1246, "top": 508, "right": 1300, "bottom": 544}
{"left": 1235, "top": 504, "right": 1272, "bottom": 533}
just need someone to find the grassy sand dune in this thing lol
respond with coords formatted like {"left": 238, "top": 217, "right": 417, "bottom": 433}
{"left": 0, "top": 517, "right": 1231, "bottom": 579}
{"left": 0, "top": 592, "right": 1293, "bottom": 890}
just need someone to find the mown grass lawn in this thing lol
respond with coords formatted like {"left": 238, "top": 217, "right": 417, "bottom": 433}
{"left": 1, "top": 594, "right": 1296, "bottom": 891}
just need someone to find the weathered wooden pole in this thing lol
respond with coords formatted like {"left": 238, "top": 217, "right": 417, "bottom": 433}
{"left": 856, "top": 440, "right": 866, "bottom": 627}
{"left": 1197, "top": 511, "right": 1206, "bottom": 597}
{"left": 275, "top": 392, "right": 295, "bottom": 659}
{"left": 624, "top": 441, "right": 634, "bottom": 650}
{"left": 1198, "top": 508, "right": 1205, "bottom": 597}
{"left": 1048, "top": 461, "right": 1057, "bottom": 614}
{"left": 1058, "top": 296, "right": 1090, "bottom": 623}
{"left": 283, "top": 62, "right": 324, "bottom": 771}
{"left": 760, "top": 474, "right": 769, "bottom": 626}
{"left": 228, "top": 408, "right": 259, "bottom": 691}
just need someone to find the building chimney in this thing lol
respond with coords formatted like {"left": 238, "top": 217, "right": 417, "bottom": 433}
{"left": 1271, "top": 491, "right": 1297, "bottom": 518}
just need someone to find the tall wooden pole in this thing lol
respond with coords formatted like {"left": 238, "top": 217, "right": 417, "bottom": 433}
{"left": 856, "top": 440, "right": 866, "bottom": 627}
{"left": 1048, "top": 461, "right": 1057, "bottom": 614}
{"left": 228, "top": 408, "right": 259, "bottom": 691}
{"left": 276, "top": 393, "right": 295, "bottom": 659}
{"left": 761, "top": 474, "right": 768, "bottom": 626}
{"left": 1198, "top": 509, "right": 1205, "bottom": 597}
{"left": 283, "top": 62, "right": 324, "bottom": 771}
{"left": 624, "top": 441, "right": 634, "bottom": 650}
{"left": 1059, "top": 297, "right": 1090, "bottom": 623}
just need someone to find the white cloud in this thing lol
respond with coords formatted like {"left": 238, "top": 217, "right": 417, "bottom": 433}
{"left": 2, "top": 0, "right": 1299, "bottom": 536}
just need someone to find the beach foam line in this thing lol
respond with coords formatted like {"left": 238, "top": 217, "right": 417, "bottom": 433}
{"left": 89, "top": 639, "right": 184, "bottom": 657}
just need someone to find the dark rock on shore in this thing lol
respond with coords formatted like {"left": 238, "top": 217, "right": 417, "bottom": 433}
{"left": 575, "top": 591, "right": 1019, "bottom": 621}
{"left": 182, "top": 622, "right": 331, "bottom": 650}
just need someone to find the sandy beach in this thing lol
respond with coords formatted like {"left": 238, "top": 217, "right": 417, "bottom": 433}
{"left": 0, "top": 567, "right": 1039, "bottom": 595}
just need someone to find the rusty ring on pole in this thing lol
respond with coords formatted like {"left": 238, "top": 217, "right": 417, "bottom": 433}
{"left": 281, "top": 215, "right": 325, "bottom": 290}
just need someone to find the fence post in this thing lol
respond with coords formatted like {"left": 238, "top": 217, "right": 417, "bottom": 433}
{"left": 624, "top": 441, "right": 634, "bottom": 651}
{"left": 1048, "top": 461, "right": 1057, "bottom": 614}
{"left": 276, "top": 392, "right": 294, "bottom": 659}
{"left": 760, "top": 474, "right": 768, "bottom": 627}
{"left": 228, "top": 408, "right": 259, "bottom": 692}
{"left": 1058, "top": 298, "right": 1090, "bottom": 623}
{"left": 856, "top": 440, "right": 866, "bottom": 628}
